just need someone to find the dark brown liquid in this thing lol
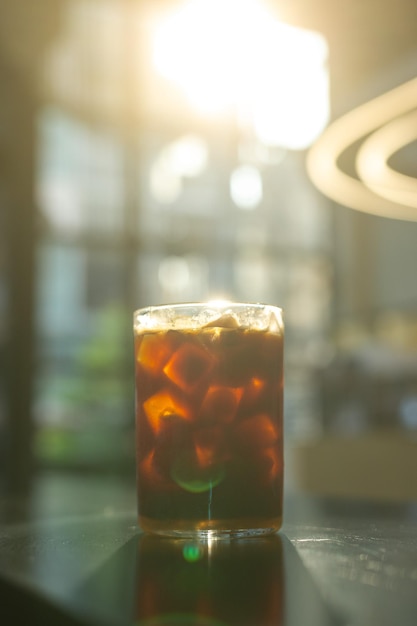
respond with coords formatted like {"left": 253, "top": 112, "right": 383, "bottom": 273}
{"left": 134, "top": 326, "right": 283, "bottom": 535}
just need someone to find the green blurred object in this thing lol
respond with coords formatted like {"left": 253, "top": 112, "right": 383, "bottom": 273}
{"left": 63, "top": 305, "right": 133, "bottom": 414}
{"left": 35, "top": 305, "right": 135, "bottom": 470}
{"left": 182, "top": 544, "right": 204, "bottom": 563}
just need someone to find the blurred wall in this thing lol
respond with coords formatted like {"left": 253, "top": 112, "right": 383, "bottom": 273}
{"left": 334, "top": 208, "right": 417, "bottom": 323}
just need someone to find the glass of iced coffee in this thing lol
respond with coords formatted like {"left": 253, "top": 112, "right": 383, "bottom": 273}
{"left": 133, "top": 302, "right": 283, "bottom": 538}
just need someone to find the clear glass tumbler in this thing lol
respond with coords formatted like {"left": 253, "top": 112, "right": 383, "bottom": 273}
{"left": 133, "top": 302, "right": 284, "bottom": 538}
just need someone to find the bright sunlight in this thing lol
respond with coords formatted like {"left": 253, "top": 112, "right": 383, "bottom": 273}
{"left": 151, "top": 0, "right": 329, "bottom": 150}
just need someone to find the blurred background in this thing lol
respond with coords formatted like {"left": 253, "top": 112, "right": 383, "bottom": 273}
{"left": 1, "top": 0, "right": 417, "bottom": 505}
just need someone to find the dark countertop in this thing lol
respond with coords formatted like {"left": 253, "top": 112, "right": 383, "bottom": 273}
{"left": 0, "top": 472, "right": 416, "bottom": 626}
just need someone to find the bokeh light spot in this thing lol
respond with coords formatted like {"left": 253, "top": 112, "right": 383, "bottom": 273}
{"left": 230, "top": 165, "right": 263, "bottom": 209}
{"left": 182, "top": 543, "right": 204, "bottom": 562}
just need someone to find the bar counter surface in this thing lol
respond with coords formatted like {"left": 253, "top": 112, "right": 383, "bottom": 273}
{"left": 0, "top": 473, "right": 416, "bottom": 626}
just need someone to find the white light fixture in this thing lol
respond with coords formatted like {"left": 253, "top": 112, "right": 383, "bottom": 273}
{"left": 356, "top": 109, "right": 417, "bottom": 209}
{"left": 306, "top": 76, "right": 417, "bottom": 221}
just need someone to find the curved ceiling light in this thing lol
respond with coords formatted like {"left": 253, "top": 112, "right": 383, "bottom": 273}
{"left": 356, "top": 109, "right": 417, "bottom": 209}
{"left": 306, "top": 76, "right": 417, "bottom": 221}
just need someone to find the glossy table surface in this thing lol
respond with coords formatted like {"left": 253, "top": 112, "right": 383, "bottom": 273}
{"left": 0, "top": 473, "right": 416, "bottom": 626}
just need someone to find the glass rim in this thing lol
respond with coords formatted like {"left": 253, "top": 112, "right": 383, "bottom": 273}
{"left": 133, "top": 301, "right": 283, "bottom": 317}
{"left": 133, "top": 301, "right": 283, "bottom": 333}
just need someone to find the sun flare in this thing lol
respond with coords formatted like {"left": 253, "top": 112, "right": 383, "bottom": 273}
{"left": 151, "top": 0, "right": 329, "bottom": 149}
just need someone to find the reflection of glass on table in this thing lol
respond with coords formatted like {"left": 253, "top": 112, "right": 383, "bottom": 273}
{"left": 67, "top": 513, "right": 341, "bottom": 626}
{"left": 134, "top": 534, "right": 284, "bottom": 626}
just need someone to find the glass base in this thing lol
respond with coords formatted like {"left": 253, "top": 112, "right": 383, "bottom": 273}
{"left": 138, "top": 515, "right": 282, "bottom": 539}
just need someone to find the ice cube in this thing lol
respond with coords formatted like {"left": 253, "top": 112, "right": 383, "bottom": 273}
{"left": 143, "top": 388, "right": 191, "bottom": 434}
{"left": 163, "top": 341, "right": 214, "bottom": 392}
{"left": 136, "top": 331, "right": 180, "bottom": 375}
{"left": 236, "top": 305, "right": 283, "bottom": 332}
{"left": 191, "top": 308, "right": 223, "bottom": 328}
{"left": 139, "top": 449, "right": 157, "bottom": 482}
{"left": 241, "top": 376, "right": 267, "bottom": 409}
{"left": 250, "top": 309, "right": 272, "bottom": 331}
{"left": 139, "top": 448, "right": 183, "bottom": 493}
{"left": 234, "top": 413, "right": 279, "bottom": 448}
{"left": 261, "top": 446, "right": 282, "bottom": 480}
{"left": 268, "top": 308, "right": 283, "bottom": 334}
{"left": 203, "top": 311, "right": 240, "bottom": 329}
{"left": 194, "top": 426, "right": 227, "bottom": 468}
{"left": 200, "top": 385, "right": 243, "bottom": 423}
{"left": 215, "top": 331, "right": 260, "bottom": 386}
{"left": 139, "top": 449, "right": 177, "bottom": 491}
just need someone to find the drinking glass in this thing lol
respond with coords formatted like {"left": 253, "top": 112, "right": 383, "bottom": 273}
{"left": 133, "top": 302, "right": 284, "bottom": 537}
